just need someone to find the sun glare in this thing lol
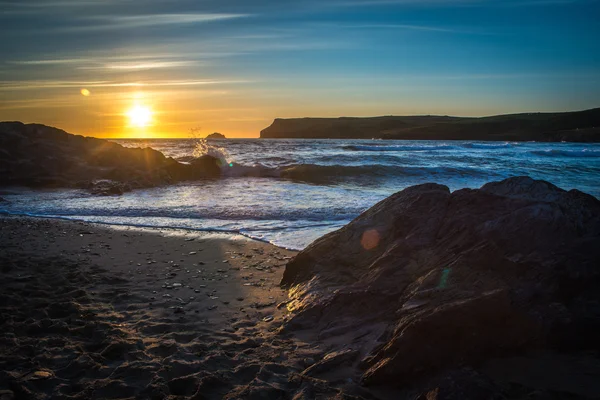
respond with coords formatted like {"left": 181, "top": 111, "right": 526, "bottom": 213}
{"left": 127, "top": 105, "right": 152, "bottom": 127}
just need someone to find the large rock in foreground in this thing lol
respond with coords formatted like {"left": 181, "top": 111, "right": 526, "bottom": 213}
{"left": 281, "top": 177, "right": 600, "bottom": 397}
{"left": 0, "top": 122, "right": 222, "bottom": 192}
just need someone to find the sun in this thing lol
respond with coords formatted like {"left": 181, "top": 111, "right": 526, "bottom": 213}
{"left": 127, "top": 105, "right": 152, "bottom": 127}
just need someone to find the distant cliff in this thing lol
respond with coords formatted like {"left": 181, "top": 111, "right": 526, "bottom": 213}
{"left": 260, "top": 107, "right": 600, "bottom": 142}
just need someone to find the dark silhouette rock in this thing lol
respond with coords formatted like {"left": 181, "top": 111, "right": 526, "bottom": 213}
{"left": 206, "top": 132, "right": 226, "bottom": 140}
{"left": 260, "top": 107, "right": 600, "bottom": 141}
{"left": 280, "top": 177, "right": 600, "bottom": 395}
{"left": 0, "top": 122, "right": 224, "bottom": 193}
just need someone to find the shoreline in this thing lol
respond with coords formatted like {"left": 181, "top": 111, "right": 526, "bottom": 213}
{"left": 0, "top": 210, "right": 303, "bottom": 252}
{"left": 0, "top": 215, "right": 370, "bottom": 399}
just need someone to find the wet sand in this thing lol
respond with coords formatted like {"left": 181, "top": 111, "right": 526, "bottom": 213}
{"left": 0, "top": 216, "right": 365, "bottom": 399}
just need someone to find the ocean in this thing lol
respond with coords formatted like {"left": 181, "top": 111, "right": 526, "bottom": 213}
{"left": 2, "top": 138, "right": 599, "bottom": 250}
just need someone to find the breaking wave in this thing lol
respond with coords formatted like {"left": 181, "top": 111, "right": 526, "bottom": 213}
{"left": 343, "top": 144, "right": 457, "bottom": 152}
{"left": 192, "top": 138, "right": 232, "bottom": 164}
{"left": 530, "top": 149, "right": 600, "bottom": 158}
{"left": 462, "top": 142, "right": 514, "bottom": 149}
{"left": 218, "top": 162, "right": 495, "bottom": 184}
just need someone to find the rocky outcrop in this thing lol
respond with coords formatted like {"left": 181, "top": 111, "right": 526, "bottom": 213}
{"left": 260, "top": 107, "right": 600, "bottom": 141}
{"left": 206, "top": 132, "right": 226, "bottom": 139}
{"left": 0, "top": 122, "right": 222, "bottom": 193}
{"left": 280, "top": 177, "right": 600, "bottom": 397}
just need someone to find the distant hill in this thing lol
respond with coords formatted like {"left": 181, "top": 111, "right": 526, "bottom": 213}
{"left": 260, "top": 108, "right": 600, "bottom": 142}
{"left": 206, "top": 132, "right": 226, "bottom": 139}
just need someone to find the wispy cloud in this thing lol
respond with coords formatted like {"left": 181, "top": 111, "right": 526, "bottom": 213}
{"left": 61, "top": 13, "right": 251, "bottom": 32}
{"left": 330, "top": 0, "right": 483, "bottom": 7}
{"left": 329, "top": 0, "right": 591, "bottom": 7}
{"left": 485, "top": 0, "right": 587, "bottom": 6}
{"left": 8, "top": 59, "right": 92, "bottom": 66}
{"left": 80, "top": 61, "right": 199, "bottom": 71}
{"left": 334, "top": 23, "right": 462, "bottom": 33}
{"left": 0, "top": 79, "right": 254, "bottom": 91}
{"left": 7, "top": 51, "right": 236, "bottom": 67}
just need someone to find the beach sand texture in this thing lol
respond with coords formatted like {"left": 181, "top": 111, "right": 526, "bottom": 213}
{"left": 0, "top": 216, "right": 363, "bottom": 399}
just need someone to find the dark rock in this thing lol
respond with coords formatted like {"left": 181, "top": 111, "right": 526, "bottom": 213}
{"left": 206, "top": 132, "right": 226, "bottom": 140}
{"left": 89, "top": 180, "right": 130, "bottom": 196}
{"left": 280, "top": 177, "right": 600, "bottom": 393}
{"left": 302, "top": 349, "right": 359, "bottom": 377}
{"left": 260, "top": 107, "right": 600, "bottom": 141}
{"left": 0, "top": 122, "right": 224, "bottom": 191}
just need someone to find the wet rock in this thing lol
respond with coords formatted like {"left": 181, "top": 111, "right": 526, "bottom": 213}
{"left": 89, "top": 180, "right": 130, "bottom": 196}
{"left": 0, "top": 122, "right": 222, "bottom": 190}
{"left": 281, "top": 177, "right": 600, "bottom": 393}
{"left": 302, "top": 349, "right": 359, "bottom": 377}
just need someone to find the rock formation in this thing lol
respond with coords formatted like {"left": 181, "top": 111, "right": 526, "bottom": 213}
{"left": 206, "top": 132, "right": 226, "bottom": 139}
{"left": 280, "top": 177, "right": 600, "bottom": 398}
{"left": 0, "top": 122, "right": 222, "bottom": 193}
{"left": 260, "top": 107, "right": 600, "bottom": 141}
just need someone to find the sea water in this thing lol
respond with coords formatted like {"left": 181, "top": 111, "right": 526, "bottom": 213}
{"left": 1, "top": 139, "right": 599, "bottom": 250}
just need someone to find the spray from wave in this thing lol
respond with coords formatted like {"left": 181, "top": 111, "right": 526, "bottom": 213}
{"left": 192, "top": 138, "right": 232, "bottom": 164}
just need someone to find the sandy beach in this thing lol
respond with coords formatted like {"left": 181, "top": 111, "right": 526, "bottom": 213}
{"left": 0, "top": 215, "right": 365, "bottom": 399}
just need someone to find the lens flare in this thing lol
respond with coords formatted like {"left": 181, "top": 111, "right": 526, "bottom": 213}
{"left": 80, "top": 88, "right": 90, "bottom": 96}
{"left": 360, "top": 229, "right": 380, "bottom": 250}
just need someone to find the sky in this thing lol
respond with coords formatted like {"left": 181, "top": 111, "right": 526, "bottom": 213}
{"left": 1, "top": 0, "right": 599, "bottom": 138}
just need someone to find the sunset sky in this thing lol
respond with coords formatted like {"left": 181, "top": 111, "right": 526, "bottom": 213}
{"left": 1, "top": 0, "right": 599, "bottom": 138}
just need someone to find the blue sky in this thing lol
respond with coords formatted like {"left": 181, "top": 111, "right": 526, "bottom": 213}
{"left": 1, "top": 0, "right": 599, "bottom": 137}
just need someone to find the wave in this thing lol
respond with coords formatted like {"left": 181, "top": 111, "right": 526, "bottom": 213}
{"left": 462, "top": 142, "right": 514, "bottom": 149}
{"left": 252, "top": 163, "right": 494, "bottom": 184}
{"left": 0, "top": 210, "right": 342, "bottom": 250}
{"left": 343, "top": 144, "right": 457, "bottom": 152}
{"left": 530, "top": 149, "right": 600, "bottom": 158}
{"left": 192, "top": 138, "right": 232, "bottom": 164}
{"left": 0, "top": 202, "right": 362, "bottom": 222}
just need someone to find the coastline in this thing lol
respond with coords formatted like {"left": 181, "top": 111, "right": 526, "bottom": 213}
{"left": 0, "top": 215, "right": 359, "bottom": 399}
{"left": 0, "top": 210, "right": 303, "bottom": 251}
{"left": 2, "top": 176, "right": 600, "bottom": 399}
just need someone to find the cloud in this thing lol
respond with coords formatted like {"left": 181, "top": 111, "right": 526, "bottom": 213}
{"left": 0, "top": 79, "right": 254, "bottom": 91}
{"left": 329, "top": 0, "right": 483, "bottom": 7}
{"left": 8, "top": 59, "right": 92, "bottom": 65}
{"left": 58, "top": 13, "right": 251, "bottom": 32}
{"left": 328, "top": 0, "right": 592, "bottom": 7}
{"left": 329, "top": 23, "right": 462, "bottom": 33}
{"left": 79, "top": 61, "right": 199, "bottom": 71}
